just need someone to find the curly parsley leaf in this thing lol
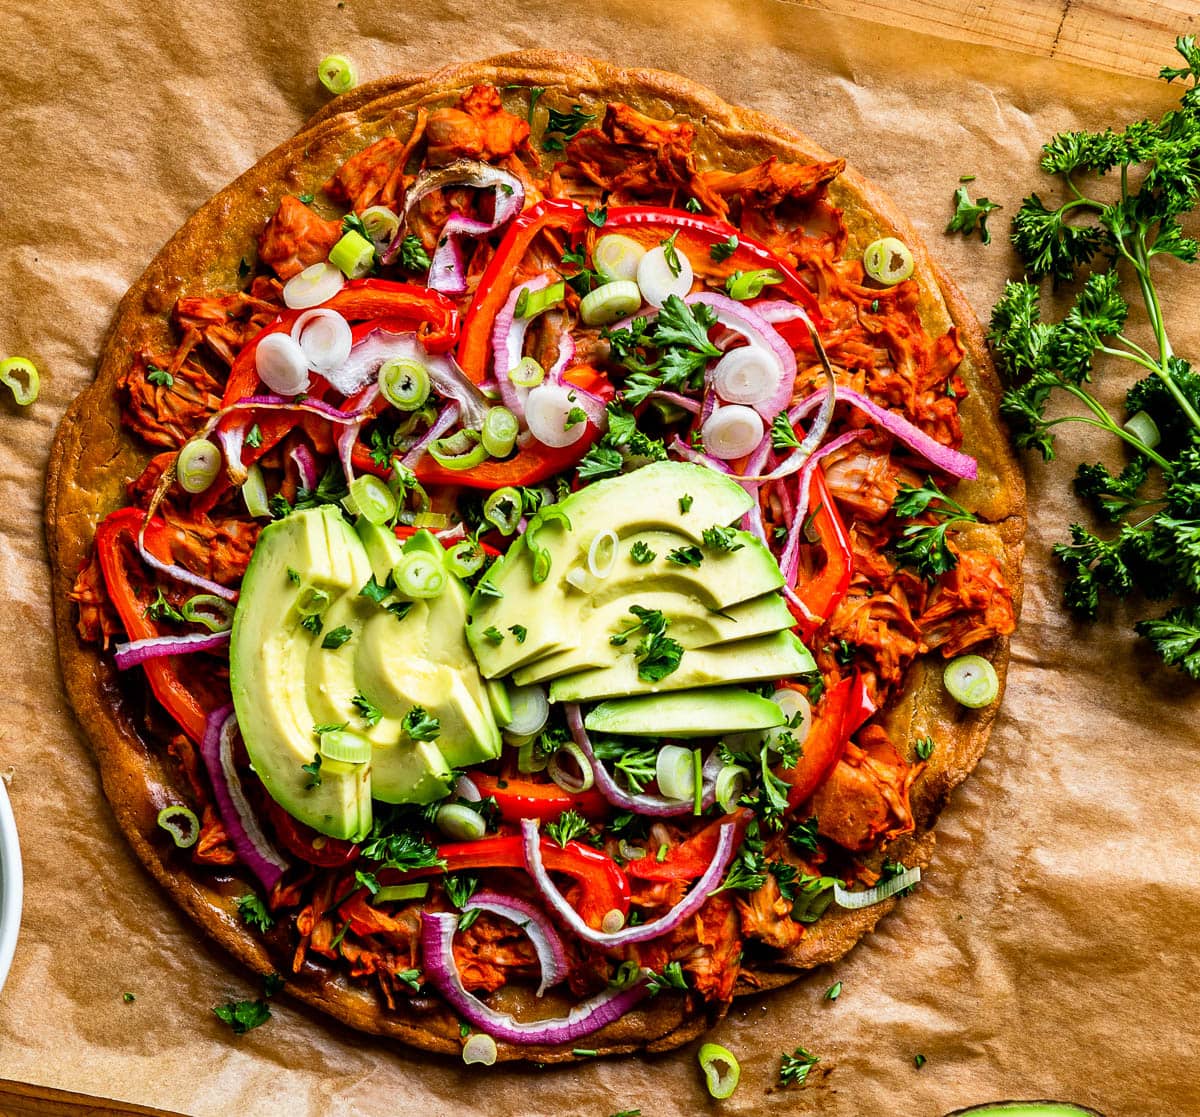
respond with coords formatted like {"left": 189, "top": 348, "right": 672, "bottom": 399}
{"left": 946, "top": 184, "right": 1002, "bottom": 244}
{"left": 213, "top": 998, "right": 271, "bottom": 1035}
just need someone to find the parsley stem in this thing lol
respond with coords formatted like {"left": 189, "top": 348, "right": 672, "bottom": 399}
{"left": 1057, "top": 384, "right": 1173, "bottom": 469}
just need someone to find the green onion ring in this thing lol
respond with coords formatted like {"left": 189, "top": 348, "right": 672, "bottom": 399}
{"left": 241, "top": 464, "right": 270, "bottom": 518}
{"left": 507, "top": 356, "right": 545, "bottom": 388}
{"left": 393, "top": 551, "right": 446, "bottom": 599}
{"left": 862, "top": 236, "right": 914, "bottom": 285}
{"left": 182, "top": 594, "right": 235, "bottom": 633}
{"left": 317, "top": 54, "right": 357, "bottom": 95}
{"left": 156, "top": 805, "right": 200, "bottom": 849}
{"left": 329, "top": 229, "right": 375, "bottom": 279}
{"left": 698, "top": 1042, "right": 741, "bottom": 1099}
{"left": 318, "top": 729, "right": 372, "bottom": 765}
{"left": 379, "top": 358, "right": 431, "bottom": 412}
{"left": 373, "top": 882, "right": 430, "bottom": 903}
{"left": 943, "top": 654, "right": 999, "bottom": 708}
{"left": 428, "top": 429, "right": 489, "bottom": 471}
{"left": 481, "top": 406, "right": 519, "bottom": 458}
{"left": 343, "top": 474, "right": 397, "bottom": 525}
{"left": 715, "top": 763, "right": 749, "bottom": 813}
{"left": 177, "top": 439, "right": 222, "bottom": 494}
{"left": 548, "top": 742, "right": 594, "bottom": 794}
{"left": 0, "top": 357, "right": 39, "bottom": 406}
{"left": 436, "top": 803, "right": 486, "bottom": 841}
{"left": 446, "top": 541, "right": 484, "bottom": 578}
{"left": 482, "top": 486, "right": 523, "bottom": 535}
{"left": 655, "top": 744, "right": 695, "bottom": 802}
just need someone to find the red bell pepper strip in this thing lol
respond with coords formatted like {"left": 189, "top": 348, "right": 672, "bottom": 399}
{"left": 470, "top": 774, "right": 610, "bottom": 823}
{"left": 624, "top": 809, "right": 754, "bottom": 882}
{"left": 94, "top": 508, "right": 216, "bottom": 744}
{"left": 781, "top": 675, "right": 854, "bottom": 810}
{"left": 786, "top": 466, "right": 853, "bottom": 640}
{"left": 843, "top": 670, "right": 876, "bottom": 736}
{"left": 264, "top": 797, "right": 360, "bottom": 868}
{"left": 387, "top": 834, "right": 630, "bottom": 924}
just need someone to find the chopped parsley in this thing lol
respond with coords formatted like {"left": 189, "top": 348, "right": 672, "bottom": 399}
{"left": 592, "top": 737, "right": 658, "bottom": 793}
{"left": 321, "top": 625, "right": 353, "bottom": 649}
{"left": 678, "top": 493, "right": 693, "bottom": 513}
{"left": 245, "top": 423, "right": 263, "bottom": 448}
{"left": 213, "top": 998, "right": 271, "bottom": 1035}
{"left": 236, "top": 894, "right": 274, "bottom": 933}
{"left": 146, "top": 365, "right": 174, "bottom": 387}
{"left": 351, "top": 694, "right": 382, "bottom": 727}
{"left": 542, "top": 104, "right": 595, "bottom": 151}
{"left": 666, "top": 544, "right": 703, "bottom": 567}
{"left": 630, "top": 540, "right": 656, "bottom": 564}
{"left": 358, "top": 572, "right": 393, "bottom": 604}
{"left": 914, "top": 736, "right": 936, "bottom": 760}
{"left": 402, "top": 705, "right": 440, "bottom": 741}
{"left": 482, "top": 625, "right": 505, "bottom": 645}
{"left": 508, "top": 624, "right": 528, "bottom": 643}
{"left": 779, "top": 1046, "right": 821, "bottom": 1087}
{"left": 645, "top": 961, "right": 688, "bottom": 995}
{"left": 145, "top": 587, "right": 185, "bottom": 624}
{"left": 892, "top": 479, "right": 979, "bottom": 581}
{"left": 946, "top": 183, "right": 1002, "bottom": 244}
{"left": 565, "top": 406, "right": 588, "bottom": 430}
{"left": 398, "top": 234, "right": 431, "bottom": 273}
{"left": 709, "top": 234, "right": 739, "bottom": 262}
{"left": 300, "top": 613, "right": 324, "bottom": 635}
{"left": 301, "top": 754, "right": 322, "bottom": 789}
{"left": 546, "top": 809, "right": 593, "bottom": 848}
{"left": 701, "top": 524, "right": 744, "bottom": 552}
{"left": 604, "top": 295, "right": 720, "bottom": 405}
{"left": 825, "top": 981, "right": 842, "bottom": 1002}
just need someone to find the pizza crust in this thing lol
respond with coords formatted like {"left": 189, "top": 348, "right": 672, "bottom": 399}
{"left": 46, "top": 50, "right": 1025, "bottom": 1060}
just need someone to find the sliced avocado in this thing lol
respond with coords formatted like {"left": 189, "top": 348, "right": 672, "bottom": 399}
{"left": 355, "top": 516, "right": 405, "bottom": 582}
{"left": 549, "top": 630, "right": 817, "bottom": 702}
{"left": 230, "top": 506, "right": 374, "bottom": 841}
{"left": 584, "top": 687, "right": 787, "bottom": 738}
{"left": 403, "top": 527, "right": 445, "bottom": 559}
{"left": 467, "top": 461, "right": 774, "bottom": 679}
{"left": 486, "top": 679, "right": 513, "bottom": 725}
{"left": 512, "top": 590, "right": 793, "bottom": 686}
{"left": 944, "top": 1105, "right": 1105, "bottom": 1117}
{"left": 371, "top": 738, "right": 452, "bottom": 805}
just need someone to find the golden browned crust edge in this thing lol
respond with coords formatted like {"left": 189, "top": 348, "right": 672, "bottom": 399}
{"left": 45, "top": 50, "right": 1026, "bottom": 1059}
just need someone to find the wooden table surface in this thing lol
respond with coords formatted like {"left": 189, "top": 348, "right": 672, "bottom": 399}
{"left": 4, "top": 0, "right": 1179, "bottom": 1113}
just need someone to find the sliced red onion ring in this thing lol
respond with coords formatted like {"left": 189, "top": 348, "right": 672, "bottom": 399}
{"left": 737, "top": 432, "right": 773, "bottom": 546}
{"left": 667, "top": 435, "right": 733, "bottom": 474}
{"left": 685, "top": 293, "right": 796, "bottom": 419}
{"left": 383, "top": 160, "right": 525, "bottom": 292}
{"left": 492, "top": 274, "right": 554, "bottom": 419}
{"left": 254, "top": 333, "right": 310, "bottom": 396}
{"left": 113, "top": 630, "right": 231, "bottom": 671}
{"left": 290, "top": 308, "right": 353, "bottom": 374}
{"left": 784, "top": 386, "right": 978, "bottom": 481}
{"left": 778, "top": 429, "right": 865, "bottom": 586}
{"left": 525, "top": 382, "right": 605, "bottom": 448}
{"left": 288, "top": 443, "right": 320, "bottom": 491}
{"left": 702, "top": 404, "right": 765, "bottom": 460}
{"left": 454, "top": 774, "right": 482, "bottom": 803}
{"left": 421, "top": 911, "right": 650, "bottom": 1045}
{"left": 137, "top": 518, "right": 239, "bottom": 602}
{"left": 645, "top": 390, "right": 700, "bottom": 414}
{"left": 567, "top": 705, "right": 722, "bottom": 819}
{"left": 464, "top": 891, "right": 568, "bottom": 997}
{"left": 546, "top": 329, "right": 576, "bottom": 383}
{"left": 214, "top": 424, "right": 249, "bottom": 487}
{"left": 336, "top": 382, "right": 381, "bottom": 484}
{"left": 199, "top": 706, "right": 289, "bottom": 891}
{"left": 522, "top": 817, "right": 737, "bottom": 947}
{"left": 401, "top": 402, "right": 460, "bottom": 468}
{"left": 753, "top": 299, "right": 812, "bottom": 325}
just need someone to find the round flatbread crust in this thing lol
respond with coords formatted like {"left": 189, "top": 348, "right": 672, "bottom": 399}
{"left": 46, "top": 51, "right": 1024, "bottom": 1060}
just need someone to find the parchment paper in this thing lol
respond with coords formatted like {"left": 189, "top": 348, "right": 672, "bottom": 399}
{"left": 1, "top": 2, "right": 1196, "bottom": 1114}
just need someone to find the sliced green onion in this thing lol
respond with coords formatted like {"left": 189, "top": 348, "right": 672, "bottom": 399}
{"left": 579, "top": 280, "right": 642, "bottom": 326}
{"left": 656, "top": 744, "right": 696, "bottom": 802}
{"left": 393, "top": 551, "right": 446, "bottom": 599}
{"left": 862, "top": 236, "right": 914, "bottom": 285}
{"left": 0, "top": 357, "right": 40, "bottom": 406}
{"left": 698, "top": 1042, "right": 741, "bottom": 1100}
{"left": 516, "top": 737, "right": 547, "bottom": 773}
{"left": 428, "top": 429, "right": 488, "bottom": 471}
{"left": 446, "top": 541, "right": 484, "bottom": 578}
{"left": 182, "top": 594, "right": 235, "bottom": 632}
{"left": 317, "top": 53, "right": 357, "bottom": 95}
{"left": 379, "top": 358, "right": 431, "bottom": 411}
{"left": 943, "top": 654, "right": 999, "bottom": 708}
{"left": 790, "top": 875, "right": 839, "bottom": 924}
{"left": 436, "top": 803, "right": 486, "bottom": 841}
{"left": 462, "top": 1032, "right": 498, "bottom": 1066}
{"left": 242, "top": 463, "right": 270, "bottom": 517}
{"left": 482, "top": 486, "right": 523, "bottom": 535}
{"left": 548, "top": 742, "right": 594, "bottom": 793}
{"left": 834, "top": 866, "right": 921, "bottom": 910}
{"left": 481, "top": 406, "right": 519, "bottom": 458}
{"left": 1123, "top": 409, "right": 1161, "bottom": 450}
{"left": 373, "top": 882, "right": 430, "bottom": 903}
{"left": 177, "top": 439, "right": 222, "bottom": 494}
{"left": 725, "top": 268, "right": 783, "bottom": 301}
{"left": 593, "top": 234, "right": 646, "bottom": 283}
{"left": 295, "top": 585, "right": 330, "bottom": 615}
{"left": 508, "top": 356, "right": 545, "bottom": 388}
{"left": 329, "top": 229, "right": 375, "bottom": 279}
{"left": 617, "top": 839, "right": 646, "bottom": 861}
{"left": 692, "top": 747, "right": 704, "bottom": 816}
{"left": 715, "top": 764, "right": 749, "bottom": 813}
{"left": 360, "top": 205, "right": 401, "bottom": 248}
{"left": 343, "top": 474, "right": 396, "bottom": 525}
{"left": 156, "top": 805, "right": 200, "bottom": 849}
{"left": 504, "top": 684, "right": 550, "bottom": 737}
{"left": 411, "top": 510, "right": 448, "bottom": 530}
{"left": 586, "top": 530, "right": 618, "bottom": 579}
{"left": 517, "top": 280, "right": 565, "bottom": 319}
{"left": 318, "top": 728, "right": 372, "bottom": 764}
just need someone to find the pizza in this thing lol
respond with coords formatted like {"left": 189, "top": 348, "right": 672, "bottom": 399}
{"left": 47, "top": 51, "right": 1024, "bottom": 1065}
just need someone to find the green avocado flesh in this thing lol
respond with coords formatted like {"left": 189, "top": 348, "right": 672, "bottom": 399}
{"left": 230, "top": 508, "right": 499, "bottom": 839}
{"left": 584, "top": 688, "right": 787, "bottom": 737}
{"left": 465, "top": 460, "right": 815, "bottom": 735}
{"left": 945, "top": 1105, "right": 1104, "bottom": 1117}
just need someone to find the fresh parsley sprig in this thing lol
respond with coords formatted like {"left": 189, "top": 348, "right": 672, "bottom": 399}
{"left": 988, "top": 36, "right": 1200, "bottom": 677}
{"left": 891, "top": 479, "right": 979, "bottom": 580}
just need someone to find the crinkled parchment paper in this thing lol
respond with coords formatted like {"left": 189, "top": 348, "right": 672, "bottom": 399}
{"left": 0, "top": 1, "right": 1196, "bottom": 1114}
